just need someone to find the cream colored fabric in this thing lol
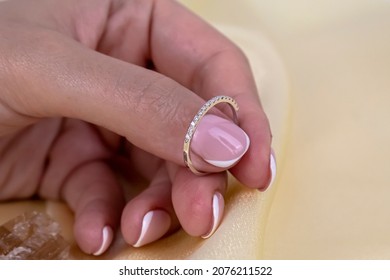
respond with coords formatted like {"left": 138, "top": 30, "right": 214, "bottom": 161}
{"left": 254, "top": 1, "right": 390, "bottom": 259}
{"left": 185, "top": 0, "right": 390, "bottom": 260}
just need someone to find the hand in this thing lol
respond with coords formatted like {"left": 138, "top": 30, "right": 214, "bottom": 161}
{"left": 0, "top": 0, "right": 274, "bottom": 255}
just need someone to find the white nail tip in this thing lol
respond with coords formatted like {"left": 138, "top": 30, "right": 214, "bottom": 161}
{"left": 269, "top": 153, "right": 277, "bottom": 187}
{"left": 133, "top": 211, "right": 154, "bottom": 248}
{"left": 202, "top": 193, "right": 224, "bottom": 239}
{"left": 205, "top": 157, "right": 243, "bottom": 168}
{"left": 93, "top": 226, "right": 113, "bottom": 256}
{"left": 205, "top": 133, "right": 250, "bottom": 168}
{"left": 244, "top": 132, "right": 251, "bottom": 154}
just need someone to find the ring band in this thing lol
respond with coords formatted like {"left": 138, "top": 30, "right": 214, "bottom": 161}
{"left": 183, "top": 95, "right": 239, "bottom": 175}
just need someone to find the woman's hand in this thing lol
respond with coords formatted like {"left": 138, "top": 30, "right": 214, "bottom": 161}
{"left": 0, "top": 0, "right": 274, "bottom": 255}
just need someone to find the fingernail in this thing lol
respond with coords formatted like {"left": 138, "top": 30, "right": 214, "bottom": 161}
{"left": 133, "top": 210, "right": 171, "bottom": 248}
{"left": 192, "top": 115, "right": 250, "bottom": 168}
{"left": 269, "top": 150, "right": 277, "bottom": 187}
{"left": 202, "top": 192, "right": 225, "bottom": 239}
{"left": 93, "top": 226, "right": 113, "bottom": 256}
{"left": 260, "top": 150, "right": 277, "bottom": 191}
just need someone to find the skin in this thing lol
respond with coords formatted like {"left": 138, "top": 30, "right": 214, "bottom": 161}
{"left": 0, "top": 0, "right": 272, "bottom": 255}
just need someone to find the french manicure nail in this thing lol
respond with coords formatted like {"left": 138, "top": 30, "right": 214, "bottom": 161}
{"left": 93, "top": 226, "right": 113, "bottom": 256}
{"left": 191, "top": 115, "right": 250, "bottom": 168}
{"left": 269, "top": 151, "right": 277, "bottom": 187}
{"left": 133, "top": 210, "right": 171, "bottom": 248}
{"left": 202, "top": 192, "right": 225, "bottom": 239}
{"left": 260, "top": 150, "right": 277, "bottom": 191}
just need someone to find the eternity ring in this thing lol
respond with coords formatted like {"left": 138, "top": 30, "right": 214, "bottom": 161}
{"left": 183, "top": 95, "right": 239, "bottom": 175}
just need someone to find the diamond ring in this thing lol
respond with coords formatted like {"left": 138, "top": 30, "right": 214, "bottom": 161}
{"left": 183, "top": 95, "right": 239, "bottom": 175}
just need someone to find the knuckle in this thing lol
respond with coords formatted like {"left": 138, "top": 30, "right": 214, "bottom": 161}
{"left": 114, "top": 72, "right": 190, "bottom": 139}
{"left": 135, "top": 75, "right": 181, "bottom": 122}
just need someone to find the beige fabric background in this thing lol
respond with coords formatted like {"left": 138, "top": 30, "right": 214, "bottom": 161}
{"left": 1, "top": 0, "right": 389, "bottom": 259}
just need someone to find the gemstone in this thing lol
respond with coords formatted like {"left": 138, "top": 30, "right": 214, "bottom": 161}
{"left": 0, "top": 212, "right": 70, "bottom": 260}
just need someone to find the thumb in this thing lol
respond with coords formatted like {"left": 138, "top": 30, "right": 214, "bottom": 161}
{"left": 2, "top": 33, "right": 249, "bottom": 173}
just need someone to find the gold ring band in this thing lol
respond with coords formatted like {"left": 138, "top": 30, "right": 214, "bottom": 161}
{"left": 183, "top": 95, "right": 239, "bottom": 175}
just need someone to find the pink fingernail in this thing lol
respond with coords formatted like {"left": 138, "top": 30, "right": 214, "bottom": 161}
{"left": 191, "top": 115, "right": 250, "bottom": 168}
{"left": 202, "top": 192, "right": 225, "bottom": 239}
{"left": 133, "top": 210, "right": 171, "bottom": 248}
{"left": 93, "top": 226, "right": 113, "bottom": 256}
